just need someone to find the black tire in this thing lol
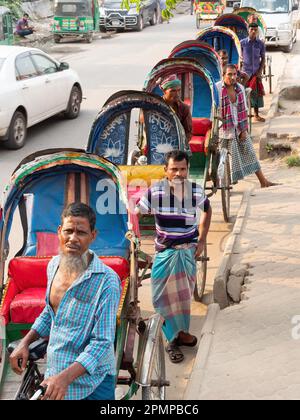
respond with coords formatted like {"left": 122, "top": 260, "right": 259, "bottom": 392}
{"left": 150, "top": 9, "right": 158, "bottom": 26}
{"left": 221, "top": 155, "right": 231, "bottom": 223}
{"left": 194, "top": 242, "right": 208, "bottom": 302}
{"left": 141, "top": 333, "right": 166, "bottom": 400}
{"left": 6, "top": 111, "right": 27, "bottom": 150}
{"left": 86, "top": 33, "right": 93, "bottom": 43}
{"left": 136, "top": 15, "right": 144, "bottom": 31}
{"left": 64, "top": 86, "right": 81, "bottom": 119}
{"left": 283, "top": 39, "right": 293, "bottom": 53}
{"left": 53, "top": 35, "right": 61, "bottom": 43}
{"left": 268, "top": 64, "right": 272, "bottom": 94}
{"left": 99, "top": 25, "right": 107, "bottom": 33}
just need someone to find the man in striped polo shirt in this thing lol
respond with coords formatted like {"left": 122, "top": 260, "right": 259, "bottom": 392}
{"left": 136, "top": 150, "right": 212, "bottom": 363}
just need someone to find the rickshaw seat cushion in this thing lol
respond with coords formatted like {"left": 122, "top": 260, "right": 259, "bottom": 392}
{"left": 10, "top": 288, "right": 46, "bottom": 324}
{"left": 119, "top": 165, "right": 165, "bottom": 186}
{"left": 189, "top": 136, "right": 206, "bottom": 153}
{"left": 1, "top": 256, "right": 130, "bottom": 325}
{"left": 192, "top": 118, "right": 212, "bottom": 136}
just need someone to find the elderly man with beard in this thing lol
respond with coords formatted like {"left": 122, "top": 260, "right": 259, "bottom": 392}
{"left": 136, "top": 150, "right": 212, "bottom": 363}
{"left": 9, "top": 203, "right": 121, "bottom": 400}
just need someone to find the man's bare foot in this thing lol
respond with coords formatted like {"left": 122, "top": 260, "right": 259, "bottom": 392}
{"left": 254, "top": 115, "right": 265, "bottom": 122}
{"left": 261, "top": 181, "right": 280, "bottom": 188}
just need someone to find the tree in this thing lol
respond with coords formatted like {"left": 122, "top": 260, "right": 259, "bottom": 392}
{"left": 0, "top": 0, "right": 22, "bottom": 18}
{"left": 121, "top": 0, "right": 181, "bottom": 20}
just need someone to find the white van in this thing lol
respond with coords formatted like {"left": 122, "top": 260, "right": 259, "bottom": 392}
{"left": 239, "top": 0, "right": 299, "bottom": 52}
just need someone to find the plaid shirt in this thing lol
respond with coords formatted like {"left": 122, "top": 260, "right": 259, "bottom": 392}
{"left": 31, "top": 251, "right": 121, "bottom": 400}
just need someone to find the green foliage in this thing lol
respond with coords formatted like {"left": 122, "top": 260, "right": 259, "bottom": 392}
{"left": 0, "top": 0, "right": 22, "bottom": 19}
{"left": 121, "top": 0, "right": 180, "bottom": 18}
{"left": 286, "top": 155, "right": 300, "bottom": 167}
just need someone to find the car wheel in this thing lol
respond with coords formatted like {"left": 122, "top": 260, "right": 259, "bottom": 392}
{"left": 150, "top": 9, "right": 158, "bottom": 25}
{"left": 86, "top": 32, "right": 93, "bottom": 43}
{"left": 64, "top": 86, "right": 81, "bottom": 119}
{"left": 283, "top": 39, "right": 293, "bottom": 53}
{"left": 54, "top": 35, "right": 61, "bottom": 43}
{"left": 136, "top": 15, "right": 144, "bottom": 31}
{"left": 6, "top": 111, "right": 27, "bottom": 150}
{"left": 99, "top": 25, "right": 107, "bottom": 33}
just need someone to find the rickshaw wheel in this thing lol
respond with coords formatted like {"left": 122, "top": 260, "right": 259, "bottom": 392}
{"left": 141, "top": 333, "right": 166, "bottom": 400}
{"left": 193, "top": 242, "right": 208, "bottom": 302}
{"left": 196, "top": 15, "right": 201, "bottom": 29}
{"left": 221, "top": 155, "right": 231, "bottom": 223}
{"left": 53, "top": 35, "right": 61, "bottom": 43}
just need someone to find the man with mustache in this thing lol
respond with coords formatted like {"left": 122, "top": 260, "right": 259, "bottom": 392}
{"left": 9, "top": 203, "right": 121, "bottom": 400}
{"left": 136, "top": 150, "right": 212, "bottom": 363}
{"left": 216, "top": 64, "right": 276, "bottom": 187}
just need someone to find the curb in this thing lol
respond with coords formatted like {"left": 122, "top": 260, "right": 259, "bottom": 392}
{"left": 183, "top": 303, "right": 220, "bottom": 400}
{"left": 259, "top": 57, "right": 289, "bottom": 160}
{"left": 213, "top": 189, "right": 252, "bottom": 309}
{"left": 184, "top": 190, "right": 253, "bottom": 399}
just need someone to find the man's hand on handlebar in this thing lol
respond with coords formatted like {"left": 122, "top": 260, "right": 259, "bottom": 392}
{"left": 9, "top": 343, "right": 29, "bottom": 375}
{"left": 41, "top": 373, "right": 70, "bottom": 400}
{"left": 195, "top": 239, "right": 205, "bottom": 259}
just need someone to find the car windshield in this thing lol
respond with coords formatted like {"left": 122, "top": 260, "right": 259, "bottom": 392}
{"left": 0, "top": 58, "right": 5, "bottom": 72}
{"left": 54, "top": 0, "right": 92, "bottom": 16}
{"left": 242, "top": 0, "right": 289, "bottom": 13}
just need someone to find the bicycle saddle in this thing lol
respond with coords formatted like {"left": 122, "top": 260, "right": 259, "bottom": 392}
{"left": 7, "top": 338, "right": 48, "bottom": 362}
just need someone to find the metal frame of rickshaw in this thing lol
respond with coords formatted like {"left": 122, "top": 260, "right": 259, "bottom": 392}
{"left": 0, "top": 150, "right": 168, "bottom": 400}
{"left": 168, "top": 41, "right": 232, "bottom": 226}
{"left": 196, "top": 25, "right": 254, "bottom": 132}
{"left": 52, "top": 0, "right": 100, "bottom": 44}
{"left": 233, "top": 7, "right": 273, "bottom": 94}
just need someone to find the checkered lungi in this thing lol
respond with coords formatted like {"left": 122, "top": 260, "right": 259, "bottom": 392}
{"left": 151, "top": 245, "right": 197, "bottom": 342}
{"left": 221, "top": 132, "right": 261, "bottom": 184}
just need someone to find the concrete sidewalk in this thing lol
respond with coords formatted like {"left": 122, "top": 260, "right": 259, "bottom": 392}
{"left": 186, "top": 160, "right": 300, "bottom": 400}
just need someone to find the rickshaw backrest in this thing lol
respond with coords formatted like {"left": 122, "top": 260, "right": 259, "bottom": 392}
{"left": 192, "top": 118, "right": 212, "bottom": 136}
{"left": 1, "top": 255, "right": 130, "bottom": 325}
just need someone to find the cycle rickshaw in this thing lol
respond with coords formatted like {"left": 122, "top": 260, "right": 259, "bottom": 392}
{"left": 0, "top": 150, "right": 167, "bottom": 400}
{"left": 214, "top": 13, "right": 249, "bottom": 41}
{"left": 196, "top": 26, "right": 242, "bottom": 66}
{"left": 194, "top": 0, "right": 226, "bottom": 29}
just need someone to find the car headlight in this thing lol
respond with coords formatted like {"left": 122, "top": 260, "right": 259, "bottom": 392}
{"left": 278, "top": 22, "right": 291, "bottom": 30}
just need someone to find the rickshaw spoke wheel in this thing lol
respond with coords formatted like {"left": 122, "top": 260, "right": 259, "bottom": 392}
{"left": 194, "top": 242, "right": 208, "bottom": 302}
{"left": 221, "top": 155, "right": 231, "bottom": 223}
{"left": 141, "top": 333, "right": 166, "bottom": 400}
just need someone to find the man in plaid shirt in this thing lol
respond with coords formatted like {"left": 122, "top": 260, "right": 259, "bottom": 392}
{"left": 10, "top": 203, "right": 121, "bottom": 400}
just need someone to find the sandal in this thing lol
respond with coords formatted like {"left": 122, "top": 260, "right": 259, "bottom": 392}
{"left": 165, "top": 342, "right": 184, "bottom": 363}
{"left": 175, "top": 335, "right": 198, "bottom": 347}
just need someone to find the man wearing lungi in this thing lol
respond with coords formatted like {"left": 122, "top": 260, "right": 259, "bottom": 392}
{"left": 136, "top": 150, "right": 212, "bottom": 363}
{"left": 216, "top": 64, "right": 277, "bottom": 187}
{"left": 241, "top": 23, "right": 266, "bottom": 122}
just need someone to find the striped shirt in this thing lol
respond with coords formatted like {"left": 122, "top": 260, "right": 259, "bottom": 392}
{"left": 31, "top": 251, "right": 121, "bottom": 400}
{"left": 137, "top": 179, "right": 209, "bottom": 251}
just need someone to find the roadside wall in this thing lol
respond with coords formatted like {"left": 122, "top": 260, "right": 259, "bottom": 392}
{"left": 21, "top": 0, "right": 53, "bottom": 18}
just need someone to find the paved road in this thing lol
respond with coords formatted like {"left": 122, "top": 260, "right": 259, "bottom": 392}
{"left": 0, "top": 12, "right": 292, "bottom": 399}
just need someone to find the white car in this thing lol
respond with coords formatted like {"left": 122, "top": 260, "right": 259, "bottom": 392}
{"left": 0, "top": 46, "right": 82, "bottom": 149}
